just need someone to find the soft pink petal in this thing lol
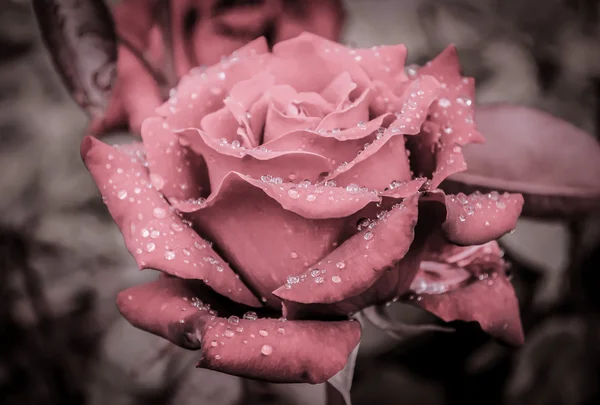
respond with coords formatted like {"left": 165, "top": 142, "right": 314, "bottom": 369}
{"left": 274, "top": 194, "right": 419, "bottom": 306}
{"left": 157, "top": 38, "right": 272, "bottom": 130}
{"left": 176, "top": 128, "right": 332, "bottom": 190}
{"left": 271, "top": 33, "right": 371, "bottom": 94}
{"left": 141, "top": 117, "right": 209, "bottom": 202}
{"left": 81, "top": 136, "right": 260, "bottom": 307}
{"left": 117, "top": 277, "right": 361, "bottom": 383}
{"left": 316, "top": 88, "right": 372, "bottom": 131}
{"left": 407, "top": 45, "right": 485, "bottom": 188}
{"left": 178, "top": 172, "right": 379, "bottom": 306}
{"left": 407, "top": 275, "right": 524, "bottom": 346}
{"left": 442, "top": 191, "right": 524, "bottom": 246}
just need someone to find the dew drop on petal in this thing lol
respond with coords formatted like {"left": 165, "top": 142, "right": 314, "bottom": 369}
{"left": 261, "top": 344, "right": 273, "bottom": 356}
{"left": 227, "top": 316, "right": 240, "bottom": 325}
{"left": 290, "top": 251, "right": 298, "bottom": 259}
{"left": 243, "top": 311, "right": 258, "bottom": 321}
{"left": 336, "top": 261, "right": 345, "bottom": 269}
{"left": 258, "top": 329, "right": 269, "bottom": 337}
{"left": 146, "top": 242, "right": 156, "bottom": 252}
{"left": 224, "top": 329, "right": 234, "bottom": 338}
{"left": 153, "top": 207, "right": 167, "bottom": 219}
{"left": 164, "top": 250, "right": 176, "bottom": 260}
{"left": 459, "top": 215, "right": 466, "bottom": 222}
{"left": 331, "top": 276, "right": 342, "bottom": 283}
{"left": 314, "top": 276, "right": 324, "bottom": 284}
{"left": 364, "top": 231, "right": 373, "bottom": 240}
{"left": 117, "top": 190, "right": 128, "bottom": 200}
{"left": 287, "top": 188, "right": 300, "bottom": 199}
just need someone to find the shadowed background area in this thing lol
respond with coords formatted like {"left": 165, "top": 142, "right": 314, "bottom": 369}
{"left": 1, "top": 0, "right": 599, "bottom": 404}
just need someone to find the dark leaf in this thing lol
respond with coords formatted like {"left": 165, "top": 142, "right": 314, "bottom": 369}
{"left": 33, "top": 0, "right": 117, "bottom": 118}
{"left": 442, "top": 104, "right": 600, "bottom": 218}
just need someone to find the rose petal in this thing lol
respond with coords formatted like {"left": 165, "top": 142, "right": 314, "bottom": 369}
{"left": 442, "top": 191, "right": 524, "bottom": 246}
{"left": 406, "top": 275, "right": 524, "bottom": 346}
{"left": 262, "top": 114, "right": 395, "bottom": 165}
{"left": 280, "top": 195, "right": 447, "bottom": 317}
{"left": 158, "top": 38, "right": 272, "bottom": 129}
{"left": 117, "top": 277, "right": 361, "bottom": 383}
{"left": 407, "top": 45, "right": 485, "bottom": 188}
{"left": 178, "top": 172, "right": 380, "bottom": 306}
{"left": 324, "top": 129, "right": 412, "bottom": 190}
{"left": 81, "top": 136, "right": 260, "bottom": 307}
{"left": 444, "top": 104, "right": 600, "bottom": 218}
{"left": 176, "top": 128, "right": 333, "bottom": 190}
{"left": 142, "top": 117, "right": 209, "bottom": 202}
{"left": 316, "top": 88, "right": 372, "bottom": 131}
{"left": 271, "top": 33, "right": 371, "bottom": 94}
{"left": 274, "top": 194, "right": 419, "bottom": 306}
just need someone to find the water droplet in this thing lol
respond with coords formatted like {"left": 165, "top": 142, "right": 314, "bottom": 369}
{"left": 164, "top": 250, "right": 175, "bottom": 260}
{"left": 117, "top": 190, "right": 128, "bottom": 200}
{"left": 336, "top": 261, "right": 345, "bottom": 269}
{"left": 496, "top": 201, "right": 506, "bottom": 209}
{"left": 464, "top": 204, "right": 475, "bottom": 215}
{"left": 261, "top": 344, "right": 273, "bottom": 356}
{"left": 346, "top": 183, "right": 360, "bottom": 193}
{"left": 153, "top": 207, "right": 166, "bottom": 218}
{"left": 210, "top": 340, "right": 217, "bottom": 347}
{"left": 314, "top": 277, "right": 324, "bottom": 284}
{"left": 228, "top": 316, "right": 240, "bottom": 325}
{"left": 146, "top": 242, "right": 156, "bottom": 252}
{"left": 277, "top": 327, "right": 285, "bottom": 335}
{"left": 236, "top": 326, "right": 244, "bottom": 332}
{"left": 243, "top": 311, "right": 257, "bottom": 321}
{"left": 258, "top": 329, "right": 269, "bottom": 337}
{"left": 150, "top": 229, "right": 160, "bottom": 238}
{"left": 287, "top": 275, "right": 300, "bottom": 284}
{"left": 459, "top": 215, "right": 466, "bottom": 222}
{"left": 306, "top": 194, "right": 316, "bottom": 201}
{"left": 141, "top": 228, "right": 150, "bottom": 238}
{"left": 224, "top": 329, "right": 234, "bottom": 338}
{"left": 438, "top": 98, "right": 451, "bottom": 108}
{"left": 150, "top": 173, "right": 165, "bottom": 189}
{"left": 364, "top": 231, "right": 373, "bottom": 240}
{"left": 288, "top": 188, "right": 300, "bottom": 199}
{"left": 215, "top": 354, "right": 222, "bottom": 360}
{"left": 290, "top": 251, "right": 298, "bottom": 259}
{"left": 332, "top": 276, "right": 342, "bottom": 283}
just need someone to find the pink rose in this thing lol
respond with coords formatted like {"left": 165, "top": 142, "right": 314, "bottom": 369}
{"left": 88, "top": 0, "right": 345, "bottom": 136}
{"left": 82, "top": 33, "right": 524, "bottom": 384}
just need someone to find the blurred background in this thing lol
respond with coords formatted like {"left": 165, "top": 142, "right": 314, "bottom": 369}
{"left": 1, "top": 0, "right": 599, "bottom": 404}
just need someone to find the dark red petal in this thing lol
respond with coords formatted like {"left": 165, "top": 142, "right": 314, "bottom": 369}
{"left": 117, "top": 277, "right": 361, "bottom": 383}
{"left": 274, "top": 194, "right": 419, "bottom": 306}
{"left": 81, "top": 136, "right": 260, "bottom": 307}
{"left": 177, "top": 172, "right": 380, "bottom": 307}
{"left": 442, "top": 191, "right": 524, "bottom": 246}
{"left": 407, "top": 275, "right": 524, "bottom": 346}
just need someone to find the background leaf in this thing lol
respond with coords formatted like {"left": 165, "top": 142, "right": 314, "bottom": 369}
{"left": 33, "top": 0, "right": 117, "bottom": 118}
{"left": 442, "top": 104, "right": 600, "bottom": 218}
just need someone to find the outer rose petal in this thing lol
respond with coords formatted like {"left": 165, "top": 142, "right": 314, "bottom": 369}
{"left": 81, "top": 137, "right": 260, "bottom": 307}
{"left": 177, "top": 172, "right": 381, "bottom": 307}
{"left": 407, "top": 45, "right": 485, "bottom": 188}
{"left": 407, "top": 276, "right": 524, "bottom": 346}
{"left": 274, "top": 194, "right": 419, "bottom": 306}
{"left": 117, "top": 277, "right": 361, "bottom": 383}
{"left": 142, "top": 117, "right": 209, "bottom": 202}
{"left": 442, "top": 191, "right": 524, "bottom": 246}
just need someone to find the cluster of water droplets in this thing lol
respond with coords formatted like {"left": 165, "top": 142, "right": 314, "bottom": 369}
{"left": 450, "top": 191, "right": 510, "bottom": 224}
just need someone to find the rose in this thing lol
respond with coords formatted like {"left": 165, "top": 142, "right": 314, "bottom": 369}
{"left": 89, "top": 0, "right": 345, "bottom": 136}
{"left": 82, "top": 33, "right": 524, "bottom": 384}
